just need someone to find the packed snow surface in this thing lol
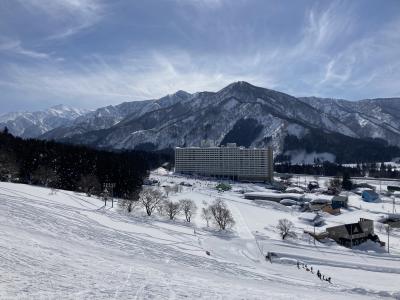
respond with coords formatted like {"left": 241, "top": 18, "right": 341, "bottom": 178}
{"left": 1, "top": 172, "right": 400, "bottom": 299}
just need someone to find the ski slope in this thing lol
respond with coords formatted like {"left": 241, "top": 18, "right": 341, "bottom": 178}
{"left": 0, "top": 176, "right": 399, "bottom": 299}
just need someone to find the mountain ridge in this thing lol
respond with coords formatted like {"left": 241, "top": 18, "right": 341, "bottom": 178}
{"left": 3, "top": 82, "right": 400, "bottom": 163}
{"left": 0, "top": 105, "right": 89, "bottom": 138}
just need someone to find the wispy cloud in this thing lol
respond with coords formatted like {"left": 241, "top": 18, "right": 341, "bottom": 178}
{"left": 0, "top": 50, "right": 266, "bottom": 109}
{"left": 0, "top": 38, "right": 50, "bottom": 59}
{"left": 15, "top": 0, "right": 103, "bottom": 40}
{"left": 0, "top": 0, "right": 399, "bottom": 113}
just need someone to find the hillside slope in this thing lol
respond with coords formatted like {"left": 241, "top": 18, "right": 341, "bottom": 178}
{"left": 1, "top": 177, "right": 399, "bottom": 299}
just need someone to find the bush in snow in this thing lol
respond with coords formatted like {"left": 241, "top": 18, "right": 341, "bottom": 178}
{"left": 119, "top": 191, "right": 140, "bottom": 213}
{"left": 215, "top": 183, "right": 232, "bottom": 192}
{"left": 277, "top": 219, "right": 296, "bottom": 240}
{"left": 201, "top": 207, "right": 212, "bottom": 227}
{"left": 209, "top": 198, "right": 235, "bottom": 230}
{"left": 179, "top": 199, "right": 197, "bottom": 222}
{"left": 139, "top": 188, "right": 165, "bottom": 216}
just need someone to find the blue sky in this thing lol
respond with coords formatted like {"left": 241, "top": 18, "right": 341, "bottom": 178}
{"left": 0, "top": 0, "right": 399, "bottom": 113}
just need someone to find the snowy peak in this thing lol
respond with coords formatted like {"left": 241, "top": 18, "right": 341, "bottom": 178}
{"left": 299, "top": 96, "right": 400, "bottom": 146}
{"left": 0, "top": 105, "right": 89, "bottom": 138}
{"left": 5, "top": 81, "right": 400, "bottom": 163}
{"left": 36, "top": 82, "right": 400, "bottom": 164}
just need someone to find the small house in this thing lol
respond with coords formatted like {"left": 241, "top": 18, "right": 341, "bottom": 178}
{"left": 309, "top": 198, "right": 331, "bottom": 211}
{"left": 244, "top": 192, "right": 304, "bottom": 202}
{"left": 383, "top": 214, "right": 400, "bottom": 228}
{"left": 332, "top": 195, "right": 348, "bottom": 209}
{"left": 308, "top": 181, "right": 319, "bottom": 191}
{"left": 280, "top": 199, "right": 298, "bottom": 206}
{"left": 354, "top": 182, "right": 375, "bottom": 190}
{"left": 387, "top": 186, "right": 400, "bottom": 193}
{"left": 326, "top": 218, "right": 379, "bottom": 247}
{"left": 285, "top": 186, "right": 305, "bottom": 194}
{"left": 321, "top": 204, "right": 341, "bottom": 215}
{"left": 362, "top": 190, "right": 379, "bottom": 202}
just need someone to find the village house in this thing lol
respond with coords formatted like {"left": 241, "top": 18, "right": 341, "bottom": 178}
{"left": 326, "top": 218, "right": 382, "bottom": 247}
{"left": 331, "top": 195, "right": 348, "bottom": 209}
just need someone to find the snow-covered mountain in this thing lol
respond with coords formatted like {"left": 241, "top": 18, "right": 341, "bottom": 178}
{"left": 41, "top": 90, "right": 191, "bottom": 140}
{"left": 43, "top": 81, "right": 400, "bottom": 163}
{"left": 6, "top": 82, "right": 400, "bottom": 163}
{"left": 0, "top": 105, "right": 88, "bottom": 138}
{"left": 298, "top": 96, "right": 400, "bottom": 148}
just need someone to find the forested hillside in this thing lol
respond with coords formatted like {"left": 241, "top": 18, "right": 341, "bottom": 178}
{"left": 0, "top": 129, "right": 170, "bottom": 198}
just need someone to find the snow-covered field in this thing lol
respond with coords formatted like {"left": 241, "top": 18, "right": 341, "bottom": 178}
{"left": 1, "top": 170, "right": 400, "bottom": 299}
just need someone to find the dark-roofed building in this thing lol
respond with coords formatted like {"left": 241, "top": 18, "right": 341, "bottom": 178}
{"left": 331, "top": 195, "right": 348, "bottom": 209}
{"left": 326, "top": 218, "right": 377, "bottom": 247}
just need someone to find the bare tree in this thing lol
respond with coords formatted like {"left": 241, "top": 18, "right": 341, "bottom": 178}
{"left": 164, "top": 200, "right": 181, "bottom": 220}
{"left": 327, "top": 176, "right": 342, "bottom": 195}
{"left": 201, "top": 207, "right": 212, "bottom": 227}
{"left": 119, "top": 190, "right": 140, "bottom": 213}
{"left": 209, "top": 198, "right": 235, "bottom": 230}
{"left": 179, "top": 199, "right": 197, "bottom": 222}
{"left": 49, "top": 187, "right": 57, "bottom": 195}
{"left": 139, "top": 188, "right": 165, "bottom": 216}
{"left": 277, "top": 219, "right": 296, "bottom": 240}
{"left": 164, "top": 184, "right": 179, "bottom": 197}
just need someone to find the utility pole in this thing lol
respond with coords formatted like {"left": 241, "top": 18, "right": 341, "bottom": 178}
{"left": 350, "top": 225, "right": 353, "bottom": 249}
{"left": 392, "top": 196, "right": 396, "bottom": 214}
{"left": 386, "top": 224, "right": 391, "bottom": 254}
{"left": 313, "top": 222, "right": 316, "bottom": 245}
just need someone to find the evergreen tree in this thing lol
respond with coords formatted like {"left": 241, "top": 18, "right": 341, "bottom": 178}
{"left": 342, "top": 172, "right": 353, "bottom": 191}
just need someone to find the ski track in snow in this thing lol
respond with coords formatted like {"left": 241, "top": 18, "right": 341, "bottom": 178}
{"left": 1, "top": 178, "right": 400, "bottom": 299}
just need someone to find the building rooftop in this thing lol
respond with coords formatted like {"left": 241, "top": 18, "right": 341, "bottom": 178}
{"left": 175, "top": 145, "right": 270, "bottom": 150}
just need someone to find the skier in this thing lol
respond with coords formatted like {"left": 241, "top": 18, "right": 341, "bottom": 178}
{"left": 327, "top": 277, "right": 332, "bottom": 284}
{"left": 317, "top": 270, "right": 321, "bottom": 279}
{"left": 297, "top": 261, "right": 300, "bottom": 269}
{"left": 310, "top": 267, "right": 314, "bottom": 274}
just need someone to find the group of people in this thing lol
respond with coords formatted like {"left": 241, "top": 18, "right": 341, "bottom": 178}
{"left": 296, "top": 261, "right": 332, "bottom": 284}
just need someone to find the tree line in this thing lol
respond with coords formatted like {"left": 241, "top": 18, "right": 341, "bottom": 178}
{"left": 121, "top": 185, "right": 235, "bottom": 230}
{"left": 275, "top": 161, "right": 400, "bottom": 179}
{"left": 0, "top": 129, "right": 170, "bottom": 198}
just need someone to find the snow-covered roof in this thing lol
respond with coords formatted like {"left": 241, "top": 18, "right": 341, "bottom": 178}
{"left": 244, "top": 192, "right": 304, "bottom": 200}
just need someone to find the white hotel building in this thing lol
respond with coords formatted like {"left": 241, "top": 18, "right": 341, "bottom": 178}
{"left": 174, "top": 143, "right": 273, "bottom": 182}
